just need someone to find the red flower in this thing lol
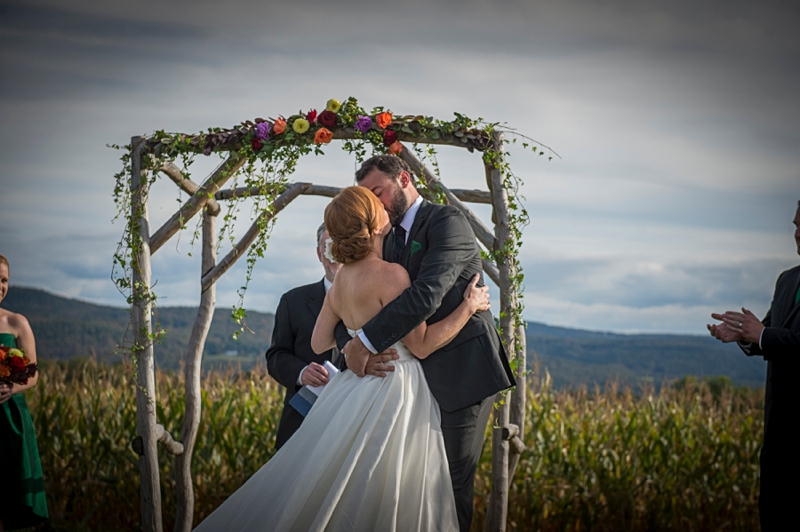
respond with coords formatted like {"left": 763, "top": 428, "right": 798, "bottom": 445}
{"left": 8, "top": 356, "right": 25, "bottom": 370}
{"left": 251, "top": 137, "right": 264, "bottom": 152}
{"left": 383, "top": 129, "right": 398, "bottom": 146}
{"left": 388, "top": 141, "right": 403, "bottom": 155}
{"left": 318, "top": 110, "right": 337, "bottom": 128}
{"left": 306, "top": 109, "right": 318, "bottom": 124}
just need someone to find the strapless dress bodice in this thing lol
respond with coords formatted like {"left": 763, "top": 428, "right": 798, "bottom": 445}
{"left": 348, "top": 328, "right": 416, "bottom": 362}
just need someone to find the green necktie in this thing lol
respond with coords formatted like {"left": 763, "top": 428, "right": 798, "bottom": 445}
{"left": 795, "top": 283, "right": 800, "bottom": 306}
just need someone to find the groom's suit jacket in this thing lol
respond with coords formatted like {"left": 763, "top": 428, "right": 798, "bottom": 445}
{"left": 363, "top": 199, "right": 515, "bottom": 412}
{"left": 266, "top": 279, "right": 341, "bottom": 449}
{"left": 739, "top": 264, "right": 800, "bottom": 455}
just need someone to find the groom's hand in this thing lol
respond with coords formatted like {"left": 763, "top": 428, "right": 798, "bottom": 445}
{"left": 342, "top": 336, "right": 398, "bottom": 378}
{"left": 364, "top": 350, "right": 400, "bottom": 378}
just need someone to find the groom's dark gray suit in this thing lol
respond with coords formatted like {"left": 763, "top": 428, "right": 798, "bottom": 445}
{"left": 359, "top": 199, "right": 515, "bottom": 530}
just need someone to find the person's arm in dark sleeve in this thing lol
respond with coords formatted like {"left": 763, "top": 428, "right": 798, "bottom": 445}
{"left": 265, "top": 295, "right": 307, "bottom": 388}
{"left": 362, "top": 206, "right": 475, "bottom": 353}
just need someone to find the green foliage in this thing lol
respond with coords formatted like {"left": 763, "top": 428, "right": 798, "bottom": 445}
{"left": 472, "top": 370, "right": 762, "bottom": 531}
{"left": 29, "top": 360, "right": 282, "bottom": 531}
{"left": 29, "top": 360, "right": 761, "bottom": 531}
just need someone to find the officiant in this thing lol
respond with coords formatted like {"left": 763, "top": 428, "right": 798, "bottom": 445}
{"left": 265, "top": 223, "right": 343, "bottom": 449}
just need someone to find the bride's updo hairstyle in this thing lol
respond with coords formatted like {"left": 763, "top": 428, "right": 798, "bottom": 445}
{"left": 324, "top": 186, "right": 385, "bottom": 264}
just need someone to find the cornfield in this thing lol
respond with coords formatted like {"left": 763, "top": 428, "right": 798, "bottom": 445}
{"left": 26, "top": 359, "right": 762, "bottom": 531}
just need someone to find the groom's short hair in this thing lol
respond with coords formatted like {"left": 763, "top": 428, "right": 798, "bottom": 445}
{"left": 355, "top": 155, "right": 414, "bottom": 184}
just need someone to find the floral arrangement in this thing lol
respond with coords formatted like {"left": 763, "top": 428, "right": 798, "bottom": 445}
{"left": 143, "top": 97, "right": 507, "bottom": 161}
{"left": 243, "top": 98, "right": 405, "bottom": 157}
{"left": 0, "top": 345, "right": 37, "bottom": 385}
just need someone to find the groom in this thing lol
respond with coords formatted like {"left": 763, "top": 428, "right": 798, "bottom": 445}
{"left": 340, "top": 154, "right": 515, "bottom": 531}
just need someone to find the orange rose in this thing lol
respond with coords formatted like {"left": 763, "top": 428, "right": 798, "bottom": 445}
{"left": 0, "top": 366, "right": 10, "bottom": 378}
{"left": 375, "top": 112, "right": 393, "bottom": 129}
{"left": 314, "top": 127, "right": 334, "bottom": 144}
{"left": 273, "top": 117, "right": 286, "bottom": 135}
{"left": 388, "top": 141, "right": 403, "bottom": 155}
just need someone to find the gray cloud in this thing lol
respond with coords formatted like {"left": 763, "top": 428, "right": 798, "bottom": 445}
{"left": 1, "top": 0, "right": 798, "bottom": 335}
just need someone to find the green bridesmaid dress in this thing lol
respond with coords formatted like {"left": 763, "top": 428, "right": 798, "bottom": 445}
{"left": 0, "top": 332, "right": 48, "bottom": 530}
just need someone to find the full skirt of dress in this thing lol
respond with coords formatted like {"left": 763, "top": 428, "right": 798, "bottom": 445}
{"left": 194, "top": 342, "right": 458, "bottom": 532}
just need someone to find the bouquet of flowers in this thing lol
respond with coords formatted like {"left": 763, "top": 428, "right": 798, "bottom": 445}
{"left": 0, "top": 345, "right": 37, "bottom": 385}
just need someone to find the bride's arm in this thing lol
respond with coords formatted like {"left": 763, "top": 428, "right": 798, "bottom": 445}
{"left": 402, "top": 274, "right": 489, "bottom": 359}
{"left": 311, "top": 291, "right": 340, "bottom": 354}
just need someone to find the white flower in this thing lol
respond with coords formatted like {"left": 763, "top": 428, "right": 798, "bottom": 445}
{"left": 324, "top": 238, "right": 338, "bottom": 263}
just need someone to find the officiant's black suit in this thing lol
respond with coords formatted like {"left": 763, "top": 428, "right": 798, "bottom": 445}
{"left": 739, "top": 264, "right": 800, "bottom": 530}
{"left": 359, "top": 199, "right": 516, "bottom": 530}
{"left": 266, "top": 280, "right": 340, "bottom": 450}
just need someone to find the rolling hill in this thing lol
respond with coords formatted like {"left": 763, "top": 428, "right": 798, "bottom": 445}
{"left": 2, "top": 287, "right": 766, "bottom": 388}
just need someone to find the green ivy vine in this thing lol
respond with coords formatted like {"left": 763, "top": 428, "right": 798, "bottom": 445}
{"left": 111, "top": 96, "right": 554, "bottom": 375}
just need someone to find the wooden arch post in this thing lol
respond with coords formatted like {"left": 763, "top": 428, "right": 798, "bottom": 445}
{"left": 125, "top": 118, "right": 530, "bottom": 532}
{"left": 129, "top": 136, "right": 164, "bottom": 532}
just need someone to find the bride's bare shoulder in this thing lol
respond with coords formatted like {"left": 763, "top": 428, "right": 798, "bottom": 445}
{"left": 373, "top": 262, "right": 410, "bottom": 302}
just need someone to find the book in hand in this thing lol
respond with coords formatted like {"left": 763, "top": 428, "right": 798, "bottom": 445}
{"left": 289, "top": 360, "right": 339, "bottom": 417}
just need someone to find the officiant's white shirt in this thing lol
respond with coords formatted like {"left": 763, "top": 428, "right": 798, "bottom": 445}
{"left": 359, "top": 195, "right": 423, "bottom": 354}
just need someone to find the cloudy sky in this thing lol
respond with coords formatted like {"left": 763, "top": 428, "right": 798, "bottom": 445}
{"left": 1, "top": 0, "right": 798, "bottom": 335}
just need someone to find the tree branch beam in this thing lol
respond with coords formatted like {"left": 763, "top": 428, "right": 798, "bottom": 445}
{"left": 483, "top": 259, "right": 500, "bottom": 286}
{"left": 201, "top": 183, "right": 311, "bottom": 291}
{"left": 150, "top": 155, "right": 245, "bottom": 254}
{"left": 214, "top": 184, "right": 491, "bottom": 204}
{"left": 159, "top": 163, "right": 220, "bottom": 216}
{"left": 154, "top": 424, "right": 184, "bottom": 455}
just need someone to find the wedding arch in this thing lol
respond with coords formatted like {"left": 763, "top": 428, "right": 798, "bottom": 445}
{"left": 113, "top": 97, "right": 546, "bottom": 532}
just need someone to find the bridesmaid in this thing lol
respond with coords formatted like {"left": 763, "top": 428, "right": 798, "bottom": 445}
{"left": 0, "top": 254, "right": 48, "bottom": 531}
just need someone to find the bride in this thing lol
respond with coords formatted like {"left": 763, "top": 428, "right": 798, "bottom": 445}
{"left": 194, "top": 186, "right": 490, "bottom": 532}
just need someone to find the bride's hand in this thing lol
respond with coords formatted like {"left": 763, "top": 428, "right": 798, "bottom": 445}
{"left": 463, "top": 274, "right": 490, "bottom": 313}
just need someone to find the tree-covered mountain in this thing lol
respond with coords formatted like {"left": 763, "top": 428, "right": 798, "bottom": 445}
{"left": 2, "top": 287, "right": 765, "bottom": 388}
{"left": 1, "top": 287, "right": 273, "bottom": 369}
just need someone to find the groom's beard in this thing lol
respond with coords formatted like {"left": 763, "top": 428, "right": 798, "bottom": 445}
{"left": 388, "top": 188, "right": 409, "bottom": 227}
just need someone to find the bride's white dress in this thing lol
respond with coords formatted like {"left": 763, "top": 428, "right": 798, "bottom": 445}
{"left": 194, "top": 334, "right": 458, "bottom": 532}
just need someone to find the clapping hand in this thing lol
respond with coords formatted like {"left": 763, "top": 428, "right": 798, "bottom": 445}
{"left": 707, "top": 308, "right": 764, "bottom": 344}
{"left": 463, "top": 274, "right": 490, "bottom": 314}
